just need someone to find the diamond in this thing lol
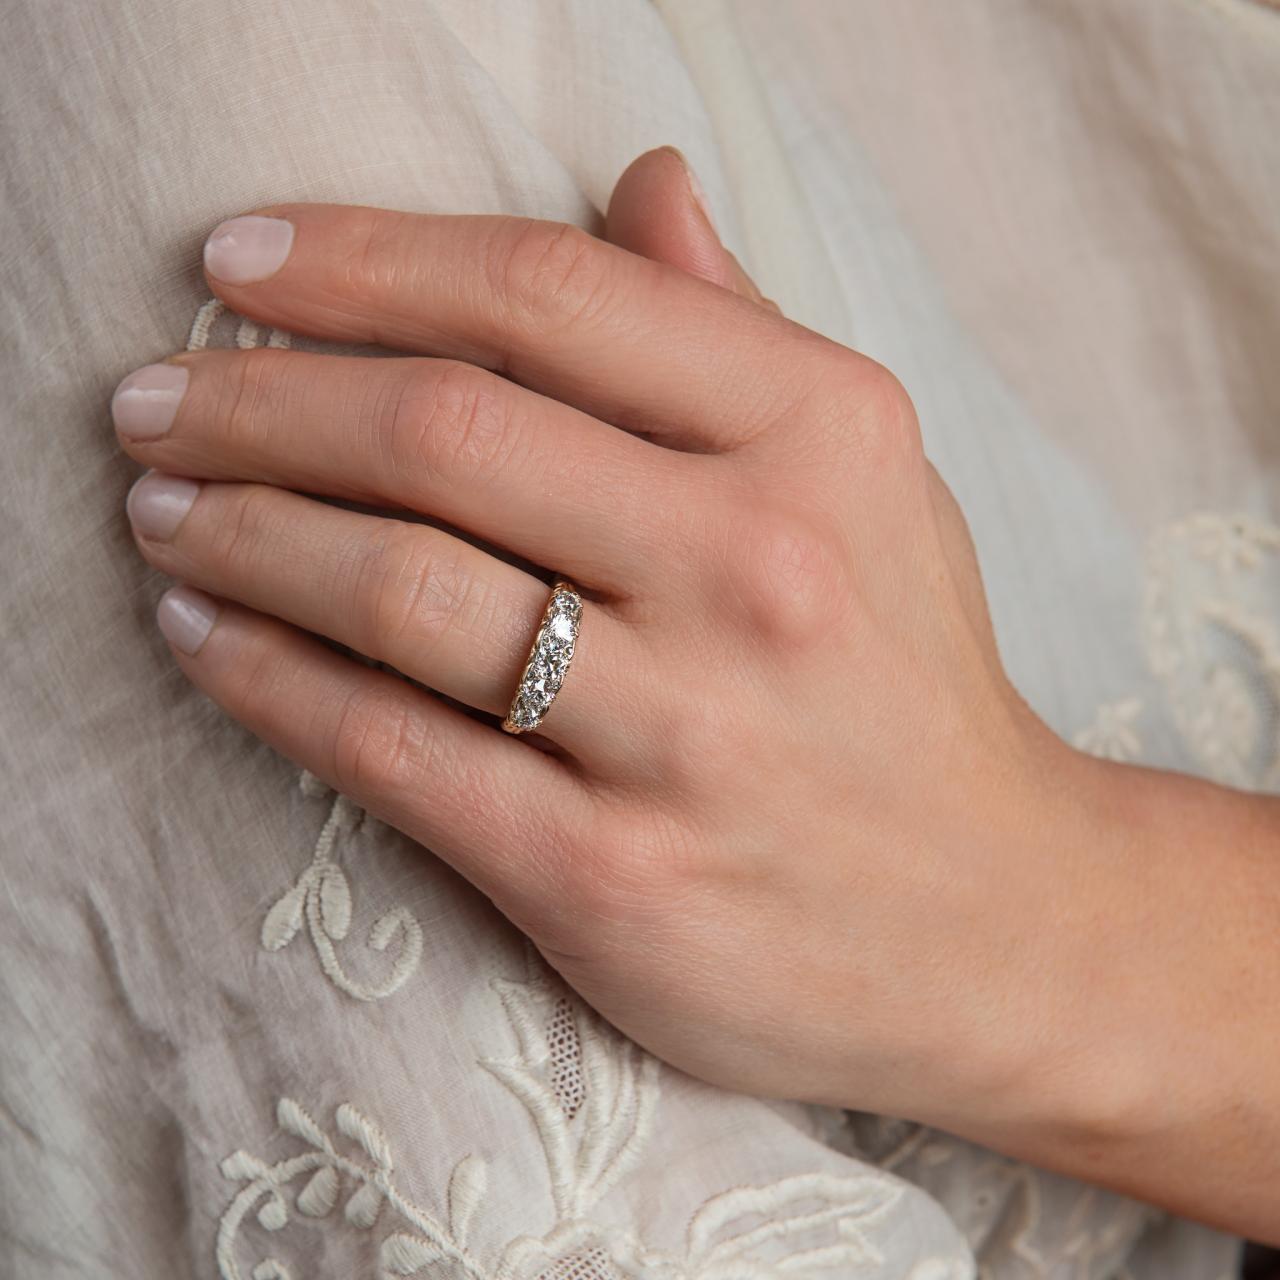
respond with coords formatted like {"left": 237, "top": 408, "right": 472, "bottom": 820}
{"left": 503, "top": 580, "right": 582, "bottom": 733}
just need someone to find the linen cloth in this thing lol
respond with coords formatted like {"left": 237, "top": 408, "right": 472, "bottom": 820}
{"left": 1, "top": 1, "right": 1275, "bottom": 1276}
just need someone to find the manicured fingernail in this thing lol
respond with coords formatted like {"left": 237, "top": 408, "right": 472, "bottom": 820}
{"left": 127, "top": 470, "right": 200, "bottom": 540}
{"left": 203, "top": 215, "right": 295, "bottom": 284}
{"left": 676, "top": 150, "right": 717, "bottom": 232}
{"left": 112, "top": 363, "right": 189, "bottom": 439}
{"left": 157, "top": 585, "right": 219, "bottom": 655}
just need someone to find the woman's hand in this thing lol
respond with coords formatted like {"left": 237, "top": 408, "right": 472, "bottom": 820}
{"left": 112, "top": 150, "right": 1280, "bottom": 1240}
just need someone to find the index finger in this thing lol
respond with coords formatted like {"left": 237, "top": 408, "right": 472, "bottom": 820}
{"left": 201, "top": 204, "right": 854, "bottom": 453}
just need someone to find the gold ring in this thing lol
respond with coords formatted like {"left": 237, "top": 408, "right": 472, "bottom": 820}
{"left": 502, "top": 577, "right": 583, "bottom": 734}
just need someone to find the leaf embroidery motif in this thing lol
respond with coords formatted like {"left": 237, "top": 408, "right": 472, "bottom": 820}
{"left": 446, "top": 1155, "right": 487, "bottom": 1247}
{"left": 215, "top": 1099, "right": 488, "bottom": 1280}
{"left": 216, "top": 952, "right": 928, "bottom": 1279}
{"left": 320, "top": 864, "right": 353, "bottom": 941}
{"left": 261, "top": 883, "right": 306, "bottom": 952}
{"left": 296, "top": 1166, "right": 340, "bottom": 1218}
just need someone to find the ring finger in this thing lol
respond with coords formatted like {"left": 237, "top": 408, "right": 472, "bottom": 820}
{"left": 125, "top": 472, "right": 642, "bottom": 765}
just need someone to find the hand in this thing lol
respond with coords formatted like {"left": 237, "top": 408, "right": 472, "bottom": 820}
{"left": 112, "top": 150, "right": 1280, "bottom": 1240}
{"left": 114, "top": 147, "right": 1054, "bottom": 1111}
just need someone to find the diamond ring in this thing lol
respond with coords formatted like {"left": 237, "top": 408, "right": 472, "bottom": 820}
{"left": 501, "top": 577, "right": 583, "bottom": 734}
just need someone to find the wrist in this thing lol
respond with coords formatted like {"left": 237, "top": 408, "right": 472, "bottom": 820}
{"left": 926, "top": 741, "right": 1280, "bottom": 1233}
{"left": 837, "top": 727, "right": 1134, "bottom": 1142}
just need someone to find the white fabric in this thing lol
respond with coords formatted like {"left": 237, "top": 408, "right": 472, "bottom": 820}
{"left": 2, "top": 0, "right": 1276, "bottom": 1276}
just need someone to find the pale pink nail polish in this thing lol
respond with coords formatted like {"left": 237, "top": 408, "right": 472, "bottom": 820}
{"left": 112, "top": 363, "right": 189, "bottom": 438}
{"left": 157, "top": 585, "right": 219, "bottom": 655}
{"left": 127, "top": 470, "right": 200, "bottom": 540}
{"left": 203, "top": 215, "right": 295, "bottom": 285}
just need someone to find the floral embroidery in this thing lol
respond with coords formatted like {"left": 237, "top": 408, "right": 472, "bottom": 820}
{"left": 1074, "top": 512, "right": 1280, "bottom": 787}
{"left": 1142, "top": 511, "right": 1280, "bottom": 789}
{"left": 499, "top": 1172, "right": 906, "bottom": 1279}
{"left": 216, "top": 952, "right": 912, "bottom": 1278}
{"left": 480, "top": 949, "right": 659, "bottom": 1221}
{"left": 216, "top": 1097, "right": 489, "bottom": 1280}
{"left": 847, "top": 1127, "right": 1157, "bottom": 1280}
{"left": 260, "top": 772, "right": 424, "bottom": 1002}
{"left": 1071, "top": 697, "right": 1143, "bottom": 762}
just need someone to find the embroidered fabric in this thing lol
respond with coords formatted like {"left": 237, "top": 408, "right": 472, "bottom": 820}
{"left": 0, "top": 1, "right": 1274, "bottom": 1277}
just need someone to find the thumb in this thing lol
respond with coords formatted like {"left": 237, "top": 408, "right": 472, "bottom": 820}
{"left": 605, "top": 146, "right": 778, "bottom": 310}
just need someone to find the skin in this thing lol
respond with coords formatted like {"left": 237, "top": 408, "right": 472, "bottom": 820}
{"left": 112, "top": 147, "right": 1280, "bottom": 1242}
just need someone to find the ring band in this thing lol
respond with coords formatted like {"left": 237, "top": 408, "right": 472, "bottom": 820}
{"left": 502, "top": 577, "right": 583, "bottom": 734}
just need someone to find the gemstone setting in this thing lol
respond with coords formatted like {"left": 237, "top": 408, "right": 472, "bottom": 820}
{"left": 502, "top": 579, "right": 583, "bottom": 734}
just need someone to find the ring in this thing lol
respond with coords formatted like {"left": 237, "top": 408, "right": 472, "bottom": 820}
{"left": 502, "top": 577, "right": 583, "bottom": 734}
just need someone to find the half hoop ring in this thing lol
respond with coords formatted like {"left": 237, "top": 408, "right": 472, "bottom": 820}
{"left": 501, "top": 577, "right": 583, "bottom": 734}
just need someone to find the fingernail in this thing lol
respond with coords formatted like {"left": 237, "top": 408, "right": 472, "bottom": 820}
{"left": 112, "top": 363, "right": 189, "bottom": 439}
{"left": 157, "top": 585, "right": 219, "bottom": 655}
{"left": 126, "top": 470, "right": 200, "bottom": 540}
{"left": 203, "top": 215, "right": 295, "bottom": 285}
{"left": 676, "top": 150, "right": 717, "bottom": 233}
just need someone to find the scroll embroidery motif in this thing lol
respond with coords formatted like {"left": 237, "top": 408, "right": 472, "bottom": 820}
{"left": 259, "top": 772, "right": 424, "bottom": 1002}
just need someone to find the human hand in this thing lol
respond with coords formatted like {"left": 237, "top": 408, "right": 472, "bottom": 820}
{"left": 109, "top": 149, "right": 1075, "bottom": 1119}
{"left": 111, "top": 149, "right": 1216, "bottom": 1214}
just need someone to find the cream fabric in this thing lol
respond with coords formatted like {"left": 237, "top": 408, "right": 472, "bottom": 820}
{"left": 1, "top": 1, "right": 1275, "bottom": 1276}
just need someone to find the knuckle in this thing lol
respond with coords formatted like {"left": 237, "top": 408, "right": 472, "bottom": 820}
{"left": 391, "top": 361, "right": 522, "bottom": 489}
{"left": 224, "top": 630, "right": 291, "bottom": 725}
{"left": 330, "top": 684, "right": 427, "bottom": 798}
{"left": 794, "top": 350, "right": 921, "bottom": 471}
{"left": 356, "top": 526, "right": 482, "bottom": 660}
{"left": 220, "top": 347, "right": 286, "bottom": 451}
{"left": 492, "top": 218, "right": 614, "bottom": 335}
{"left": 713, "top": 501, "right": 851, "bottom": 651}
{"left": 344, "top": 207, "right": 415, "bottom": 295}
{"left": 843, "top": 357, "right": 921, "bottom": 467}
{"left": 207, "top": 484, "right": 278, "bottom": 579}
